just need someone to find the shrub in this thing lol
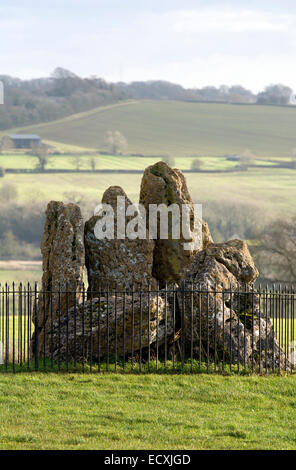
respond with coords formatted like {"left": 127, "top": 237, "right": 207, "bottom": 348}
{"left": 0, "top": 230, "right": 40, "bottom": 260}
{"left": 191, "top": 158, "right": 203, "bottom": 171}
{"left": 106, "top": 131, "right": 128, "bottom": 155}
{"left": 0, "top": 182, "right": 18, "bottom": 201}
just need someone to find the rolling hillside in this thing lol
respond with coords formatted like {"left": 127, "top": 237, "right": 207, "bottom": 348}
{"left": 2, "top": 100, "right": 296, "bottom": 157}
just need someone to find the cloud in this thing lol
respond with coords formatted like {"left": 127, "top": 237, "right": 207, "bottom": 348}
{"left": 122, "top": 53, "right": 296, "bottom": 93}
{"left": 0, "top": 3, "right": 296, "bottom": 92}
{"left": 165, "top": 9, "right": 294, "bottom": 34}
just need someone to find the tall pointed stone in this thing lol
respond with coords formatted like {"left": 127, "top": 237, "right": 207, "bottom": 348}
{"left": 32, "top": 201, "right": 85, "bottom": 356}
{"left": 139, "top": 161, "right": 212, "bottom": 284}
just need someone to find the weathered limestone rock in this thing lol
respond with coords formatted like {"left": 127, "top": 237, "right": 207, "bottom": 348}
{"left": 49, "top": 292, "right": 174, "bottom": 363}
{"left": 182, "top": 240, "right": 288, "bottom": 369}
{"left": 185, "top": 239, "right": 258, "bottom": 288}
{"left": 202, "top": 220, "right": 213, "bottom": 249}
{"left": 139, "top": 161, "right": 213, "bottom": 284}
{"left": 33, "top": 201, "right": 85, "bottom": 356}
{"left": 85, "top": 186, "right": 155, "bottom": 291}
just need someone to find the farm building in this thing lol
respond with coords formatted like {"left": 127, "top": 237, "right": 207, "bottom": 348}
{"left": 226, "top": 154, "right": 241, "bottom": 161}
{"left": 7, "top": 134, "right": 42, "bottom": 149}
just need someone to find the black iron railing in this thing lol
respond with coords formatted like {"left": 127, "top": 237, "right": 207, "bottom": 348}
{"left": 0, "top": 282, "right": 295, "bottom": 373}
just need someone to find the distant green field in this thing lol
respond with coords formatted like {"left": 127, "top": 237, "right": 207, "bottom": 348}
{"left": 0, "top": 270, "right": 41, "bottom": 286}
{"left": 2, "top": 100, "right": 296, "bottom": 157}
{"left": 0, "top": 154, "right": 239, "bottom": 171}
{"left": 0, "top": 153, "right": 277, "bottom": 171}
{"left": 1, "top": 166, "right": 295, "bottom": 217}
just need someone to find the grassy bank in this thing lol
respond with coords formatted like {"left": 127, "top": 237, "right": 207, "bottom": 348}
{"left": 0, "top": 373, "right": 295, "bottom": 450}
{"left": 3, "top": 100, "right": 296, "bottom": 157}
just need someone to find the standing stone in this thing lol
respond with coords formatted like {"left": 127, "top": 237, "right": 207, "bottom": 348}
{"left": 139, "top": 161, "right": 213, "bottom": 284}
{"left": 187, "top": 239, "right": 259, "bottom": 288}
{"left": 32, "top": 201, "right": 85, "bottom": 356}
{"left": 182, "top": 240, "right": 287, "bottom": 369}
{"left": 84, "top": 186, "right": 155, "bottom": 292}
{"left": 50, "top": 291, "right": 174, "bottom": 363}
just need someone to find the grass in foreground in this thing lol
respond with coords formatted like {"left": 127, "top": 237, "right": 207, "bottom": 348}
{"left": 0, "top": 372, "right": 295, "bottom": 450}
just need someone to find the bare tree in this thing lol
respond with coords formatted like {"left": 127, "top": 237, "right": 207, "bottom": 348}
{"left": 239, "top": 149, "right": 256, "bottom": 168}
{"left": 106, "top": 131, "right": 128, "bottom": 155}
{"left": 72, "top": 155, "right": 83, "bottom": 171}
{"left": 291, "top": 148, "right": 296, "bottom": 169}
{"left": 254, "top": 217, "right": 296, "bottom": 283}
{"left": 32, "top": 143, "right": 50, "bottom": 172}
{"left": 0, "top": 231, "right": 19, "bottom": 258}
{"left": 89, "top": 157, "right": 97, "bottom": 171}
{"left": 162, "top": 154, "right": 175, "bottom": 166}
{"left": 0, "top": 136, "right": 14, "bottom": 153}
{"left": 191, "top": 158, "right": 203, "bottom": 171}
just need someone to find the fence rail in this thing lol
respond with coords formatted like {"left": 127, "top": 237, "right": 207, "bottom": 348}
{"left": 0, "top": 282, "right": 295, "bottom": 374}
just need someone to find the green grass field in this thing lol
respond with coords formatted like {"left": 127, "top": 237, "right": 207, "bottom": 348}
{"left": 0, "top": 154, "right": 241, "bottom": 171}
{"left": 2, "top": 100, "right": 296, "bottom": 157}
{"left": 0, "top": 262, "right": 42, "bottom": 286}
{"left": 1, "top": 166, "right": 296, "bottom": 216}
{"left": 0, "top": 373, "right": 295, "bottom": 450}
{"left": 0, "top": 153, "right": 277, "bottom": 171}
{"left": 0, "top": 270, "right": 41, "bottom": 286}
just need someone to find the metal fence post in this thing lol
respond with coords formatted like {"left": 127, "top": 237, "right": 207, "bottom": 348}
{"left": 181, "top": 280, "right": 185, "bottom": 371}
{"left": 34, "top": 282, "right": 39, "bottom": 370}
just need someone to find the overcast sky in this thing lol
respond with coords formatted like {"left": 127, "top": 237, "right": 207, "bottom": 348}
{"left": 1, "top": 0, "right": 296, "bottom": 92}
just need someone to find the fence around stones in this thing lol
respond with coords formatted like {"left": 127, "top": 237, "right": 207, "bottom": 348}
{"left": 0, "top": 282, "right": 294, "bottom": 374}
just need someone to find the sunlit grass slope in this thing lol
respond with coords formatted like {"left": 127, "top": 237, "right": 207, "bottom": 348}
{"left": 2, "top": 100, "right": 296, "bottom": 157}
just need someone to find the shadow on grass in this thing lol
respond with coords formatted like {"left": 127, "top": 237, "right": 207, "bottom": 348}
{"left": 0, "top": 358, "right": 293, "bottom": 376}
